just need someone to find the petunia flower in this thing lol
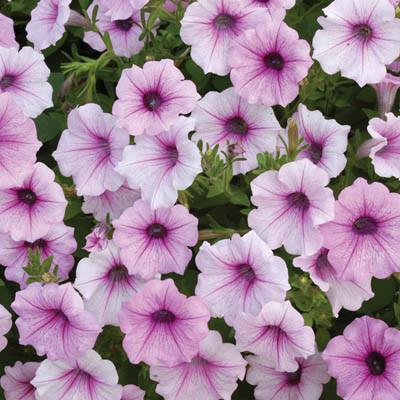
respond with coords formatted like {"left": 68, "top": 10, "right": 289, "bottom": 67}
{"left": 32, "top": 350, "right": 122, "bottom": 400}
{"left": 0, "top": 304, "right": 11, "bottom": 352}
{"left": 11, "top": 282, "right": 101, "bottom": 361}
{"left": 113, "top": 199, "right": 198, "bottom": 279}
{"left": 122, "top": 385, "right": 145, "bottom": 400}
{"left": 320, "top": 177, "right": 400, "bottom": 281}
{"left": 180, "top": 0, "right": 269, "bottom": 76}
{"left": 53, "top": 103, "right": 129, "bottom": 196}
{"left": 119, "top": 279, "right": 210, "bottom": 366}
{"left": 293, "top": 248, "right": 373, "bottom": 317}
{"left": 116, "top": 117, "right": 202, "bottom": 209}
{"left": 248, "top": 159, "right": 335, "bottom": 256}
{"left": 290, "top": 103, "right": 350, "bottom": 178}
{"left": 0, "top": 93, "right": 41, "bottom": 185}
{"left": 0, "top": 222, "right": 77, "bottom": 288}
{"left": 247, "top": 0, "right": 295, "bottom": 18}
{"left": 0, "top": 361, "right": 40, "bottom": 400}
{"left": 234, "top": 301, "right": 316, "bottom": 372}
{"left": 195, "top": 231, "right": 290, "bottom": 326}
{"left": 246, "top": 353, "right": 330, "bottom": 400}
{"left": 98, "top": 0, "right": 149, "bottom": 20}
{"left": 150, "top": 330, "right": 246, "bottom": 400}
{"left": 112, "top": 59, "right": 200, "bottom": 136}
{"left": 230, "top": 16, "right": 313, "bottom": 106}
{"left": 0, "top": 46, "right": 53, "bottom": 118}
{"left": 0, "top": 12, "right": 18, "bottom": 49}
{"left": 323, "top": 316, "right": 400, "bottom": 400}
{"left": 82, "top": 183, "right": 140, "bottom": 222}
{"left": 0, "top": 162, "right": 67, "bottom": 242}
{"left": 313, "top": 0, "right": 400, "bottom": 87}
{"left": 191, "top": 87, "right": 283, "bottom": 175}
{"left": 74, "top": 241, "right": 149, "bottom": 327}
{"left": 83, "top": 223, "right": 109, "bottom": 252}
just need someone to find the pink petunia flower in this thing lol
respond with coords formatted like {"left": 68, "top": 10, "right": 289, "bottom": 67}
{"left": 0, "top": 162, "right": 67, "bottom": 242}
{"left": 248, "top": 159, "right": 335, "bottom": 256}
{"left": 246, "top": 353, "right": 330, "bottom": 400}
{"left": 98, "top": 0, "right": 149, "bottom": 20}
{"left": 230, "top": 17, "right": 313, "bottom": 107}
{"left": 191, "top": 87, "right": 283, "bottom": 175}
{"left": 0, "top": 222, "right": 77, "bottom": 288}
{"left": 84, "top": 3, "right": 146, "bottom": 58}
{"left": 26, "top": 0, "right": 72, "bottom": 51}
{"left": 82, "top": 183, "right": 140, "bottom": 222}
{"left": 83, "top": 223, "right": 109, "bottom": 252}
{"left": 0, "top": 13, "right": 18, "bottom": 49}
{"left": 313, "top": 0, "right": 400, "bottom": 87}
{"left": 11, "top": 282, "right": 101, "bottom": 361}
{"left": 0, "top": 93, "right": 41, "bottom": 185}
{"left": 180, "top": 0, "right": 269, "bottom": 76}
{"left": 0, "top": 361, "right": 40, "bottom": 400}
{"left": 53, "top": 103, "right": 129, "bottom": 196}
{"left": 234, "top": 301, "right": 315, "bottom": 372}
{"left": 361, "top": 113, "right": 400, "bottom": 179}
{"left": 195, "top": 231, "right": 290, "bottom": 326}
{"left": 119, "top": 279, "right": 210, "bottom": 366}
{"left": 150, "top": 330, "right": 246, "bottom": 400}
{"left": 113, "top": 199, "right": 198, "bottom": 279}
{"left": 0, "top": 304, "right": 11, "bottom": 352}
{"left": 290, "top": 103, "right": 350, "bottom": 178}
{"left": 122, "top": 385, "right": 145, "bottom": 400}
{"left": 320, "top": 177, "right": 400, "bottom": 281}
{"left": 248, "top": 0, "right": 295, "bottom": 18}
{"left": 74, "top": 241, "right": 148, "bottom": 327}
{"left": 372, "top": 61, "right": 400, "bottom": 118}
{"left": 293, "top": 248, "right": 373, "bottom": 317}
{"left": 0, "top": 46, "right": 53, "bottom": 118}
{"left": 32, "top": 350, "right": 122, "bottom": 400}
{"left": 164, "top": 0, "right": 189, "bottom": 12}
{"left": 323, "top": 316, "right": 400, "bottom": 400}
{"left": 116, "top": 117, "right": 201, "bottom": 209}
{"left": 112, "top": 59, "right": 200, "bottom": 136}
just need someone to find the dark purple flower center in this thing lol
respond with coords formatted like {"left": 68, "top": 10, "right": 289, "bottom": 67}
{"left": 354, "top": 24, "right": 373, "bottom": 40}
{"left": 316, "top": 249, "right": 330, "bottom": 270}
{"left": 152, "top": 309, "right": 176, "bottom": 323}
{"left": 308, "top": 142, "right": 323, "bottom": 164}
{"left": 166, "top": 145, "right": 179, "bottom": 164}
{"left": 226, "top": 117, "right": 249, "bottom": 136}
{"left": 25, "top": 239, "right": 47, "bottom": 250}
{"left": 0, "top": 74, "right": 14, "bottom": 90}
{"left": 115, "top": 18, "right": 134, "bottom": 31}
{"left": 214, "top": 13, "right": 235, "bottom": 30}
{"left": 352, "top": 216, "right": 378, "bottom": 235}
{"left": 237, "top": 263, "right": 256, "bottom": 282}
{"left": 286, "top": 367, "right": 302, "bottom": 385}
{"left": 366, "top": 352, "right": 386, "bottom": 376}
{"left": 17, "top": 189, "right": 37, "bottom": 205}
{"left": 147, "top": 223, "right": 168, "bottom": 239}
{"left": 264, "top": 52, "right": 285, "bottom": 71}
{"left": 255, "top": 0, "right": 270, "bottom": 3}
{"left": 143, "top": 91, "right": 162, "bottom": 111}
{"left": 287, "top": 192, "right": 310, "bottom": 211}
{"left": 108, "top": 264, "right": 129, "bottom": 282}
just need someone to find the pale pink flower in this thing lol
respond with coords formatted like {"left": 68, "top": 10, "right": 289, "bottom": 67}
{"left": 53, "top": 103, "right": 129, "bottom": 196}
{"left": 248, "top": 159, "right": 335, "bottom": 256}
{"left": 150, "top": 330, "right": 246, "bottom": 400}
{"left": 192, "top": 87, "right": 283, "bottom": 175}
{"left": 113, "top": 59, "right": 200, "bottom": 136}
{"left": 98, "top": 0, "right": 149, "bottom": 20}
{"left": 12, "top": 282, "right": 101, "bottom": 360}
{"left": 32, "top": 350, "right": 122, "bottom": 400}
{"left": 180, "top": 0, "right": 269, "bottom": 76}
{"left": 119, "top": 279, "right": 210, "bottom": 366}
{"left": 0, "top": 361, "right": 39, "bottom": 400}
{"left": 122, "top": 385, "right": 145, "bottom": 400}
{"left": 235, "top": 301, "right": 316, "bottom": 372}
{"left": 313, "top": 0, "right": 400, "bottom": 87}
{"left": 195, "top": 231, "right": 290, "bottom": 326}
{"left": 0, "top": 304, "right": 11, "bottom": 352}
{"left": 83, "top": 223, "right": 109, "bottom": 252}
{"left": 0, "top": 46, "right": 53, "bottom": 118}
{"left": 248, "top": 0, "right": 295, "bottom": 18}
{"left": 113, "top": 200, "right": 198, "bottom": 279}
{"left": 0, "top": 13, "right": 18, "bottom": 49}
{"left": 116, "top": 117, "right": 201, "bottom": 209}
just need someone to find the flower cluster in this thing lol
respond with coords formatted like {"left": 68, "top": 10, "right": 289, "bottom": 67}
{"left": 0, "top": 0, "right": 399, "bottom": 399}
